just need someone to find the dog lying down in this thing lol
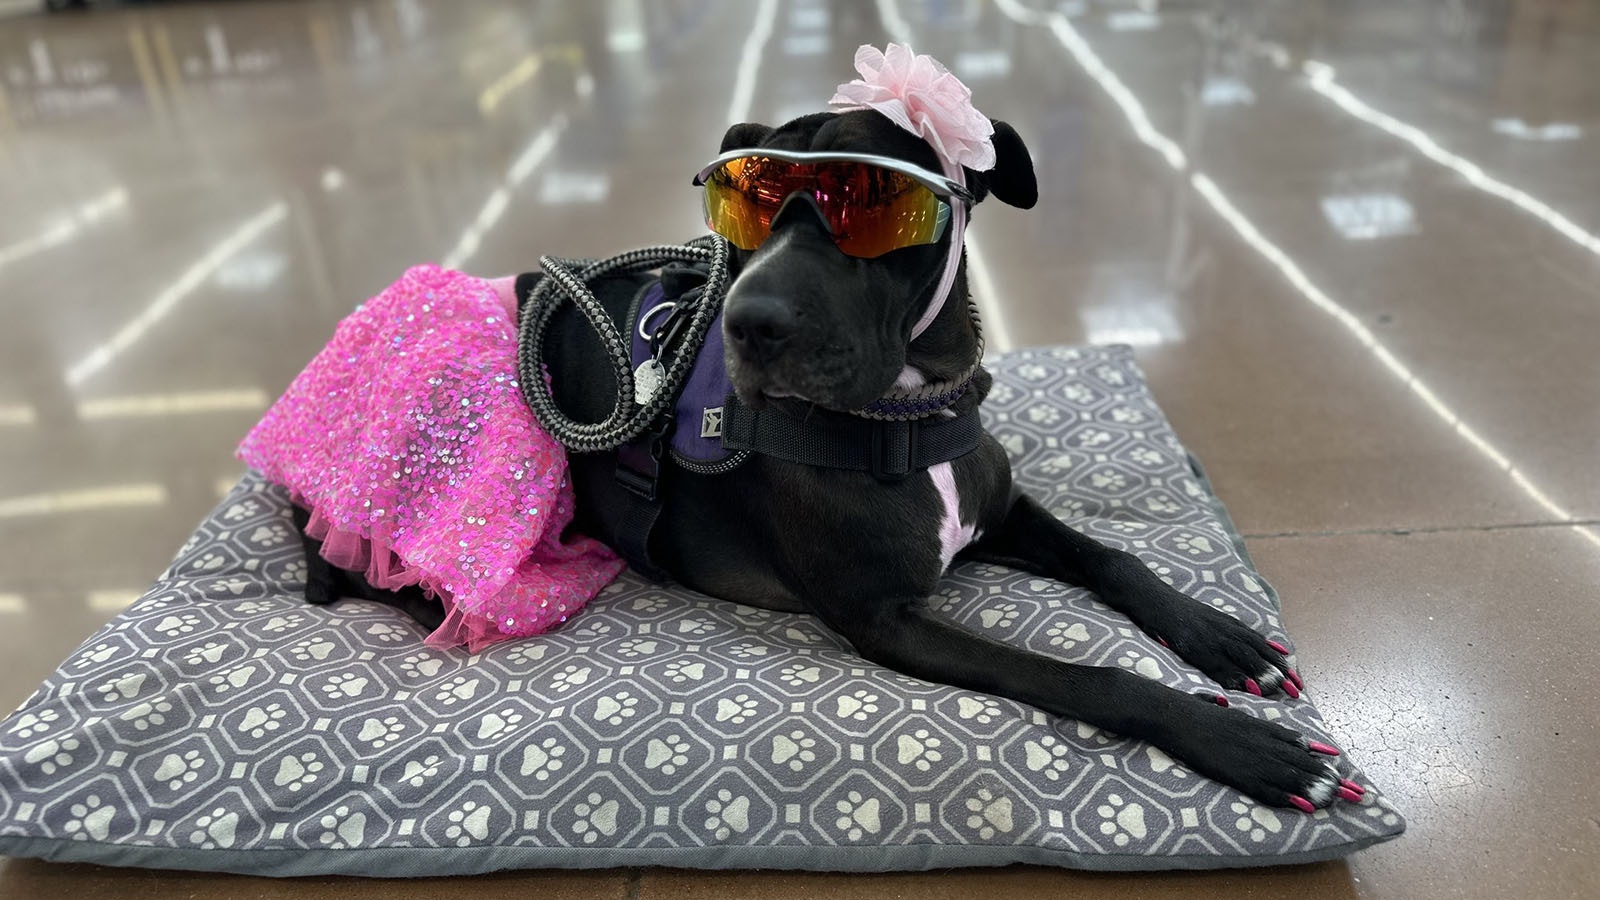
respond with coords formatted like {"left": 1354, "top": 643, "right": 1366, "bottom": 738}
{"left": 269, "top": 46, "right": 1365, "bottom": 814}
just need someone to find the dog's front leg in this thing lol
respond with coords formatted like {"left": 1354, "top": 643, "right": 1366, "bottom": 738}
{"left": 815, "top": 599, "right": 1344, "bottom": 810}
{"left": 967, "top": 494, "right": 1300, "bottom": 699}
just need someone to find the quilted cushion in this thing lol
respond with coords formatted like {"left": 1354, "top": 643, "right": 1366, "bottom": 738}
{"left": 0, "top": 345, "right": 1404, "bottom": 875}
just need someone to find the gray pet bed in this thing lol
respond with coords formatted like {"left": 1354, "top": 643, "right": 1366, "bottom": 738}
{"left": 0, "top": 345, "right": 1403, "bottom": 875}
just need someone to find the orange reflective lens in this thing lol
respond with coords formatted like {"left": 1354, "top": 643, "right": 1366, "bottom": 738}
{"left": 701, "top": 157, "right": 950, "bottom": 258}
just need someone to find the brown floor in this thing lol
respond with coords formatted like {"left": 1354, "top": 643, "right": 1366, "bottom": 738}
{"left": 1, "top": 0, "right": 1597, "bottom": 897}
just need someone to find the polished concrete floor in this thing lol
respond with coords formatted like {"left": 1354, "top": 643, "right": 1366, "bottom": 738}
{"left": 1, "top": 0, "right": 1597, "bottom": 896}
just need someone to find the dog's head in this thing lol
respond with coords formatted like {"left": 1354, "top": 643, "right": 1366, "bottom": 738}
{"left": 714, "top": 109, "right": 1037, "bottom": 412}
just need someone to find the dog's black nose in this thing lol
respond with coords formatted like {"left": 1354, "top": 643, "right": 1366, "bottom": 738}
{"left": 725, "top": 295, "right": 796, "bottom": 364}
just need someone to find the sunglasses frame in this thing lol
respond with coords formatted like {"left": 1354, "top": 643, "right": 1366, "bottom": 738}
{"left": 692, "top": 149, "right": 976, "bottom": 205}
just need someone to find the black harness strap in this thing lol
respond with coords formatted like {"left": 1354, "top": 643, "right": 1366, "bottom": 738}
{"left": 721, "top": 394, "right": 983, "bottom": 482}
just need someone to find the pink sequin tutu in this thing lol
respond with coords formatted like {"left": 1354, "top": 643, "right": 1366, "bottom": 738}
{"left": 238, "top": 265, "right": 624, "bottom": 651}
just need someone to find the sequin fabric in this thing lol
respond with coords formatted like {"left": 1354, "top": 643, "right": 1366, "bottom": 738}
{"left": 238, "top": 265, "right": 624, "bottom": 651}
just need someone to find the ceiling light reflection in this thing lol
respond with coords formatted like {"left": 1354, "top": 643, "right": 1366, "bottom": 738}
{"left": 0, "top": 484, "right": 168, "bottom": 518}
{"left": 1320, "top": 192, "right": 1417, "bottom": 240}
{"left": 87, "top": 590, "right": 143, "bottom": 612}
{"left": 76, "top": 388, "right": 269, "bottom": 421}
{"left": 1491, "top": 118, "right": 1581, "bottom": 142}
{"left": 0, "top": 187, "right": 128, "bottom": 272}
{"left": 439, "top": 117, "right": 568, "bottom": 271}
{"left": 0, "top": 404, "right": 37, "bottom": 427}
{"left": 0, "top": 594, "right": 24, "bottom": 614}
{"left": 726, "top": 0, "right": 779, "bottom": 126}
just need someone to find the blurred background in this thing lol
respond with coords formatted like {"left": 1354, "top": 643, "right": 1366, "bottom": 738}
{"left": 1, "top": 0, "right": 1597, "bottom": 897}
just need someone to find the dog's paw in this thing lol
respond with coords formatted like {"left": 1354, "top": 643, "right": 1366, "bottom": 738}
{"left": 1171, "top": 701, "right": 1364, "bottom": 811}
{"left": 1154, "top": 601, "right": 1303, "bottom": 700}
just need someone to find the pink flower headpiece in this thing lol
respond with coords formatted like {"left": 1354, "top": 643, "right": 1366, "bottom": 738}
{"left": 829, "top": 43, "right": 996, "bottom": 173}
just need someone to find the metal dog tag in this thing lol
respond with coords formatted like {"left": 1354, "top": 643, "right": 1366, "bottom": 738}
{"left": 633, "top": 359, "right": 665, "bottom": 406}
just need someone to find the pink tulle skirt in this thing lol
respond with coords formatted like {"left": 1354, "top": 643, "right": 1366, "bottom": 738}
{"left": 238, "top": 265, "right": 624, "bottom": 651}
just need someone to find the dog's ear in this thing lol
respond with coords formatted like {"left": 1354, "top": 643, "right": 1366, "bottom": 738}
{"left": 721, "top": 122, "right": 775, "bottom": 153}
{"left": 967, "top": 120, "right": 1038, "bottom": 210}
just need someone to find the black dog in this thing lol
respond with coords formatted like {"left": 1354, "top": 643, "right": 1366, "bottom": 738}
{"left": 301, "top": 109, "right": 1344, "bottom": 811}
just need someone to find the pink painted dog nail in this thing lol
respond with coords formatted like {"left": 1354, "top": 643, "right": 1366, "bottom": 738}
{"left": 1307, "top": 741, "right": 1341, "bottom": 757}
{"left": 1338, "top": 787, "right": 1364, "bottom": 803}
{"left": 1287, "top": 669, "right": 1304, "bottom": 691}
{"left": 1340, "top": 779, "right": 1366, "bottom": 796}
{"left": 1282, "top": 678, "right": 1301, "bottom": 699}
{"left": 1267, "top": 639, "right": 1289, "bottom": 654}
{"left": 1215, "top": 695, "right": 1229, "bottom": 707}
{"left": 1244, "top": 678, "right": 1262, "bottom": 696}
{"left": 1158, "top": 637, "right": 1170, "bottom": 649}
{"left": 1288, "top": 795, "right": 1316, "bottom": 814}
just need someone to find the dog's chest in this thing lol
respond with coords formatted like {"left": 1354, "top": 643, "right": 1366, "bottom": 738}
{"left": 929, "top": 461, "right": 978, "bottom": 571}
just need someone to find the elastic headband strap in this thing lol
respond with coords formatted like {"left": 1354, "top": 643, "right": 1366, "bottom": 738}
{"left": 910, "top": 160, "right": 966, "bottom": 342}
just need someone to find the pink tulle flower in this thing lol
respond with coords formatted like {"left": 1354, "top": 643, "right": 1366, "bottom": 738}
{"left": 829, "top": 43, "right": 996, "bottom": 172}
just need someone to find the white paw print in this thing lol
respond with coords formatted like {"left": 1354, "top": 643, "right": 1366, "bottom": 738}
{"left": 1027, "top": 404, "right": 1062, "bottom": 425}
{"left": 475, "top": 707, "right": 524, "bottom": 742}
{"left": 1046, "top": 621, "right": 1090, "bottom": 649}
{"left": 895, "top": 729, "right": 943, "bottom": 772}
{"left": 357, "top": 715, "right": 407, "bottom": 749}
{"left": 262, "top": 613, "right": 307, "bottom": 634}
{"left": 1089, "top": 470, "right": 1128, "bottom": 491}
{"left": 320, "top": 672, "right": 371, "bottom": 700}
{"left": 8, "top": 709, "right": 58, "bottom": 739}
{"left": 434, "top": 675, "right": 481, "bottom": 706}
{"left": 152, "top": 748, "right": 205, "bottom": 790}
{"left": 120, "top": 698, "right": 174, "bottom": 731}
{"left": 570, "top": 792, "right": 621, "bottom": 844}
{"left": 956, "top": 695, "right": 1002, "bottom": 724}
{"left": 1093, "top": 365, "right": 1126, "bottom": 386}
{"left": 1061, "top": 383, "right": 1094, "bottom": 403}
{"left": 1117, "top": 649, "right": 1163, "bottom": 680}
{"left": 1109, "top": 405, "right": 1145, "bottom": 424}
{"left": 63, "top": 794, "right": 113, "bottom": 841}
{"left": 1023, "top": 735, "right": 1072, "bottom": 780}
{"left": 964, "top": 787, "right": 1014, "bottom": 839}
{"left": 519, "top": 738, "right": 566, "bottom": 781}
{"left": 1231, "top": 800, "right": 1283, "bottom": 843}
{"left": 663, "top": 659, "right": 706, "bottom": 684}
{"left": 184, "top": 641, "right": 229, "bottom": 666}
{"left": 703, "top": 789, "right": 750, "bottom": 840}
{"left": 770, "top": 730, "right": 816, "bottom": 772}
{"left": 189, "top": 806, "right": 239, "bottom": 849}
{"left": 286, "top": 638, "right": 336, "bottom": 664}
{"left": 644, "top": 734, "right": 691, "bottom": 774}
{"left": 97, "top": 671, "right": 146, "bottom": 703}
{"left": 676, "top": 618, "right": 716, "bottom": 636}
{"left": 234, "top": 600, "right": 275, "bottom": 615}
{"left": 1151, "top": 563, "right": 1176, "bottom": 586}
{"left": 593, "top": 691, "right": 639, "bottom": 726}
{"left": 445, "top": 800, "right": 491, "bottom": 846}
{"left": 978, "top": 602, "right": 1019, "bottom": 630}
{"left": 502, "top": 643, "right": 549, "bottom": 666}
{"left": 835, "top": 689, "right": 879, "bottom": 722}
{"left": 574, "top": 621, "right": 615, "bottom": 640}
{"left": 189, "top": 552, "right": 227, "bottom": 572}
{"left": 214, "top": 577, "right": 253, "bottom": 596}
{"left": 403, "top": 754, "right": 444, "bottom": 788}
{"left": 273, "top": 751, "right": 325, "bottom": 791}
{"left": 630, "top": 596, "right": 667, "bottom": 613}
{"left": 1097, "top": 793, "right": 1148, "bottom": 847}
{"left": 282, "top": 559, "right": 308, "bottom": 583}
{"left": 714, "top": 693, "right": 759, "bottom": 725}
{"left": 1129, "top": 447, "right": 1165, "bottom": 466}
{"left": 779, "top": 663, "right": 823, "bottom": 687}
{"left": 222, "top": 500, "right": 261, "bottom": 521}
{"left": 1073, "top": 427, "right": 1111, "bottom": 446}
{"left": 317, "top": 804, "right": 367, "bottom": 849}
{"left": 1107, "top": 520, "right": 1149, "bottom": 533}
{"left": 366, "top": 622, "right": 408, "bottom": 643}
{"left": 25, "top": 736, "right": 81, "bottom": 775}
{"left": 399, "top": 653, "right": 446, "bottom": 678}
{"left": 1039, "top": 453, "right": 1075, "bottom": 476}
{"left": 726, "top": 642, "right": 769, "bottom": 660}
{"left": 1053, "top": 497, "right": 1089, "bottom": 518}
{"left": 833, "top": 790, "right": 882, "bottom": 841}
{"left": 72, "top": 643, "right": 118, "bottom": 669}
{"left": 549, "top": 665, "right": 592, "bottom": 694}
{"left": 1207, "top": 596, "right": 1240, "bottom": 614}
{"left": 1173, "top": 533, "right": 1216, "bottom": 557}
{"left": 249, "top": 525, "right": 290, "bottom": 547}
{"left": 238, "top": 703, "right": 287, "bottom": 739}
{"left": 1017, "top": 363, "right": 1049, "bottom": 381}
{"left": 616, "top": 638, "right": 659, "bottom": 658}
{"left": 1143, "top": 494, "right": 1181, "bottom": 515}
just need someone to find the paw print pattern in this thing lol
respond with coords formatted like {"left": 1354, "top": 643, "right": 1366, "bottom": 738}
{"left": 120, "top": 698, "right": 174, "bottom": 731}
{"left": 714, "top": 693, "right": 759, "bottom": 725}
{"left": 895, "top": 729, "right": 943, "bottom": 772}
{"left": 978, "top": 602, "right": 1020, "bottom": 630}
{"left": 286, "top": 638, "right": 336, "bottom": 664}
{"left": 399, "top": 653, "right": 446, "bottom": 679}
{"left": 703, "top": 789, "right": 751, "bottom": 839}
{"left": 222, "top": 499, "right": 261, "bottom": 521}
{"left": 72, "top": 643, "right": 119, "bottom": 670}
{"left": 503, "top": 644, "right": 550, "bottom": 666}
{"left": 779, "top": 663, "right": 822, "bottom": 687}
{"left": 676, "top": 618, "right": 716, "bottom": 636}
{"left": 663, "top": 659, "right": 706, "bottom": 684}
{"left": 570, "top": 792, "right": 621, "bottom": 844}
{"left": 1073, "top": 426, "right": 1111, "bottom": 447}
{"left": 832, "top": 791, "right": 882, "bottom": 841}
{"left": 548, "top": 665, "right": 592, "bottom": 694}
{"left": 184, "top": 641, "right": 230, "bottom": 666}
{"left": 444, "top": 800, "right": 491, "bottom": 846}
{"left": 1027, "top": 404, "right": 1061, "bottom": 425}
{"left": 1097, "top": 794, "right": 1148, "bottom": 847}
{"left": 317, "top": 805, "right": 368, "bottom": 848}
{"left": 630, "top": 596, "right": 667, "bottom": 613}
{"left": 644, "top": 734, "right": 691, "bottom": 775}
{"left": 834, "top": 690, "right": 879, "bottom": 722}
{"left": 97, "top": 671, "right": 146, "bottom": 703}
{"left": 238, "top": 703, "right": 287, "bottom": 739}
{"left": 207, "top": 665, "right": 258, "bottom": 695}
{"left": 1230, "top": 800, "right": 1283, "bottom": 843}
{"left": 1089, "top": 469, "right": 1128, "bottom": 491}
{"left": 1117, "top": 649, "right": 1163, "bottom": 680}
{"left": 1206, "top": 595, "right": 1240, "bottom": 614}
{"left": 964, "top": 787, "right": 1014, "bottom": 839}
{"left": 1046, "top": 621, "right": 1090, "bottom": 650}
{"left": 403, "top": 754, "right": 444, "bottom": 788}
{"left": 1142, "top": 494, "right": 1181, "bottom": 515}
{"left": 188, "top": 552, "right": 227, "bottom": 573}
{"left": 1173, "top": 533, "right": 1217, "bottom": 557}
{"left": 233, "top": 600, "right": 275, "bottom": 616}
{"left": 357, "top": 716, "right": 407, "bottom": 749}
{"left": 8, "top": 710, "right": 58, "bottom": 739}
{"left": 272, "top": 751, "right": 325, "bottom": 792}
{"left": 1129, "top": 447, "right": 1165, "bottom": 466}
{"left": 519, "top": 739, "right": 566, "bottom": 781}
{"left": 281, "top": 559, "right": 308, "bottom": 583}
{"left": 592, "top": 691, "right": 639, "bottom": 726}
{"left": 24, "top": 736, "right": 81, "bottom": 775}
{"left": 261, "top": 613, "right": 306, "bottom": 634}
{"left": 1023, "top": 735, "right": 1072, "bottom": 780}
{"left": 189, "top": 806, "right": 239, "bottom": 849}
{"left": 1109, "top": 405, "right": 1145, "bottom": 424}
{"left": 770, "top": 730, "right": 816, "bottom": 772}
{"left": 1039, "top": 453, "right": 1075, "bottom": 476}
{"left": 955, "top": 696, "right": 1002, "bottom": 725}
{"left": 615, "top": 638, "right": 659, "bottom": 658}
{"left": 726, "top": 642, "right": 769, "bottom": 660}
{"left": 319, "top": 672, "right": 371, "bottom": 701}
{"left": 63, "top": 795, "right": 114, "bottom": 841}
{"left": 434, "top": 676, "right": 481, "bottom": 706}
{"left": 474, "top": 707, "right": 524, "bottom": 742}
{"left": 151, "top": 749, "right": 206, "bottom": 790}
{"left": 366, "top": 622, "right": 408, "bottom": 643}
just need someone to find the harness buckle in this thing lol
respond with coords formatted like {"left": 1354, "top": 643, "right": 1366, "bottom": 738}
{"left": 869, "top": 419, "right": 919, "bottom": 482}
{"left": 616, "top": 414, "right": 675, "bottom": 501}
